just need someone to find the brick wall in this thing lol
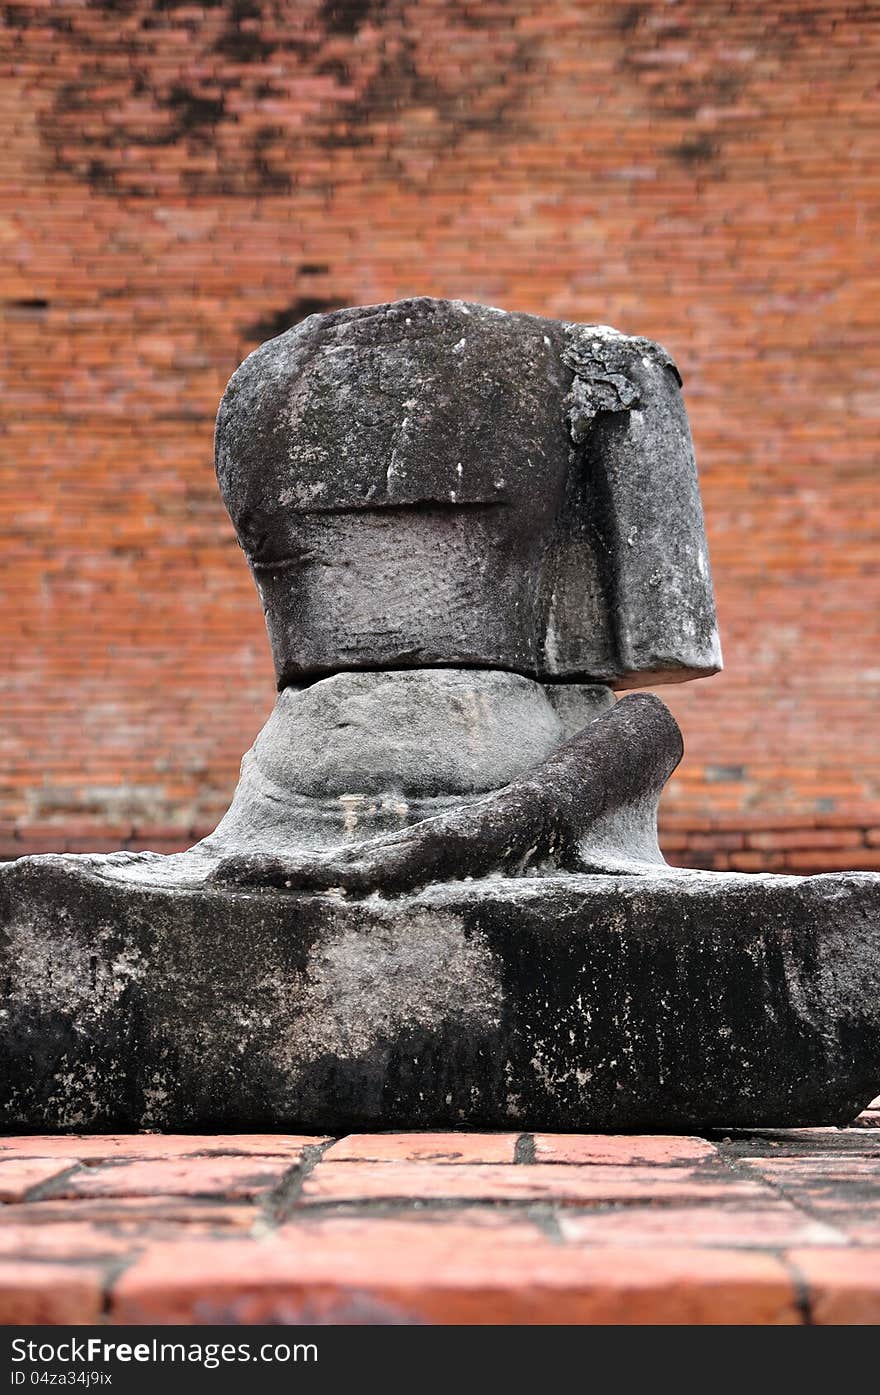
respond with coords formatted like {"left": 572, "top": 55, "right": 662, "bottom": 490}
{"left": 1, "top": 0, "right": 878, "bottom": 871}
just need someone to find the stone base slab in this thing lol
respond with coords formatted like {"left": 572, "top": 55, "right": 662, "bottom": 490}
{"left": 2, "top": 855, "right": 879, "bottom": 1131}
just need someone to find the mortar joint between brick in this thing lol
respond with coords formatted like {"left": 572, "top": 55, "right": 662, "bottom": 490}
{"left": 525, "top": 1201, "right": 564, "bottom": 1244}
{"left": 781, "top": 1252, "right": 815, "bottom": 1326}
{"left": 514, "top": 1133, "right": 536, "bottom": 1164}
{"left": 263, "top": 1137, "right": 338, "bottom": 1227}
{"left": 101, "top": 1251, "right": 142, "bottom": 1321}
{"left": 21, "top": 1161, "right": 86, "bottom": 1204}
{"left": 713, "top": 1142, "right": 853, "bottom": 1242}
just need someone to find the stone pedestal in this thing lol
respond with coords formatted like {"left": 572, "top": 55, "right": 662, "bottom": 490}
{"left": 3, "top": 854, "right": 878, "bottom": 1131}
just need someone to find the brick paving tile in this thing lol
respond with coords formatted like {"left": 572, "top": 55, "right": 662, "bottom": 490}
{"left": 280, "top": 1213, "right": 552, "bottom": 1242}
{"left": 0, "top": 1130, "right": 878, "bottom": 1325}
{"left": 558, "top": 1202, "right": 846, "bottom": 1250}
{"left": 786, "top": 1249, "right": 880, "bottom": 1324}
{"left": 801, "top": 1203, "right": 880, "bottom": 1248}
{"left": 0, "top": 1222, "right": 134, "bottom": 1260}
{"left": 532, "top": 1134, "right": 718, "bottom": 1165}
{"left": 324, "top": 1133, "right": 519, "bottom": 1163}
{"left": 730, "top": 1162, "right": 880, "bottom": 1247}
{"left": 0, "top": 1156, "right": 80, "bottom": 1202}
{"left": 38, "top": 1155, "right": 299, "bottom": 1202}
{"left": 110, "top": 1235, "right": 799, "bottom": 1325}
{"left": 0, "top": 1134, "right": 327, "bottom": 1161}
{"left": 298, "top": 1161, "right": 768, "bottom": 1207}
{"left": 0, "top": 1199, "right": 260, "bottom": 1235}
{"left": 0, "top": 1259, "right": 105, "bottom": 1324}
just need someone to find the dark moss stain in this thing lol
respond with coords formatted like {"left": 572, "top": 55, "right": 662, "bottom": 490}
{"left": 319, "top": 0, "right": 387, "bottom": 37}
{"left": 671, "top": 133, "right": 717, "bottom": 165}
{"left": 243, "top": 297, "right": 339, "bottom": 343}
{"left": 213, "top": 0, "right": 275, "bottom": 63}
{"left": 2, "top": 4, "right": 31, "bottom": 27}
{"left": 24, "top": 0, "right": 536, "bottom": 196}
{"left": 164, "top": 87, "right": 226, "bottom": 136}
{"left": 616, "top": 3, "right": 645, "bottom": 35}
{"left": 2, "top": 854, "right": 879, "bottom": 1131}
{"left": 244, "top": 125, "right": 293, "bottom": 194}
{"left": 611, "top": 5, "right": 743, "bottom": 169}
{"left": 5, "top": 298, "right": 50, "bottom": 313}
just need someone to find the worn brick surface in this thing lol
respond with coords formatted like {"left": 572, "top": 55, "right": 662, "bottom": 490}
{"left": 787, "top": 1249, "right": 880, "bottom": 1324}
{"left": 0, "top": 1133, "right": 327, "bottom": 1161}
{"left": 323, "top": 1132, "right": 520, "bottom": 1164}
{"left": 298, "top": 1161, "right": 766, "bottom": 1207}
{"left": 111, "top": 1235, "right": 799, "bottom": 1326}
{"left": 40, "top": 1155, "right": 299, "bottom": 1202}
{"left": 735, "top": 1153, "right": 880, "bottom": 1247}
{"left": 0, "top": 1221, "right": 136, "bottom": 1260}
{"left": 0, "top": 1259, "right": 105, "bottom": 1325}
{"left": 0, "top": 1, "right": 878, "bottom": 865}
{"left": 0, "top": 1199, "right": 260, "bottom": 1235}
{"left": 1, "top": 1128, "right": 879, "bottom": 1324}
{"left": 0, "top": 1156, "right": 80, "bottom": 1202}
{"left": 559, "top": 1202, "right": 846, "bottom": 1250}
{"left": 531, "top": 1134, "right": 717, "bottom": 1165}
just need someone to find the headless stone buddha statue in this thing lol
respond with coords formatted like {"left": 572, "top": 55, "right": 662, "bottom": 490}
{"left": 199, "top": 297, "right": 721, "bottom": 891}
{"left": 3, "top": 298, "right": 878, "bottom": 1134}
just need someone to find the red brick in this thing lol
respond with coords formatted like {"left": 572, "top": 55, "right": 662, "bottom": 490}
{"left": 800, "top": 1202, "right": 880, "bottom": 1247}
{"left": 747, "top": 829, "right": 865, "bottom": 851}
{"left": 324, "top": 1132, "right": 519, "bottom": 1163}
{"left": 41, "top": 1155, "right": 297, "bottom": 1201}
{"left": 727, "top": 852, "right": 774, "bottom": 872}
{"left": 0, "top": 1199, "right": 259, "bottom": 1234}
{"left": 734, "top": 1156, "right": 880, "bottom": 1242}
{"left": 786, "top": 851, "right": 880, "bottom": 872}
{"left": 559, "top": 1203, "right": 845, "bottom": 1249}
{"left": 0, "top": 1156, "right": 80, "bottom": 1202}
{"left": 111, "top": 1230, "right": 799, "bottom": 1324}
{"left": 299, "top": 1161, "right": 768, "bottom": 1206}
{"left": 787, "top": 1249, "right": 880, "bottom": 1324}
{"left": 0, "top": 1259, "right": 105, "bottom": 1323}
{"left": 657, "top": 832, "right": 690, "bottom": 851}
{"left": 0, "top": 1222, "right": 133, "bottom": 1260}
{"left": 0, "top": 1133, "right": 327, "bottom": 1161}
{"left": 532, "top": 1134, "right": 717, "bottom": 1165}
{"left": 705, "top": 815, "right": 820, "bottom": 834}
{"left": 688, "top": 833, "right": 746, "bottom": 851}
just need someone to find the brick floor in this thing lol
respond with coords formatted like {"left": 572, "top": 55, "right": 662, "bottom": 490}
{"left": 0, "top": 1101, "right": 878, "bottom": 1325}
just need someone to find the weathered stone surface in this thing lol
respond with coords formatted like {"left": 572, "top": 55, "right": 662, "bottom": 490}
{"left": 208, "top": 690, "right": 682, "bottom": 892}
{"left": 1, "top": 857, "right": 879, "bottom": 1131}
{"left": 216, "top": 298, "right": 721, "bottom": 689}
{"left": 204, "top": 669, "right": 615, "bottom": 851}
